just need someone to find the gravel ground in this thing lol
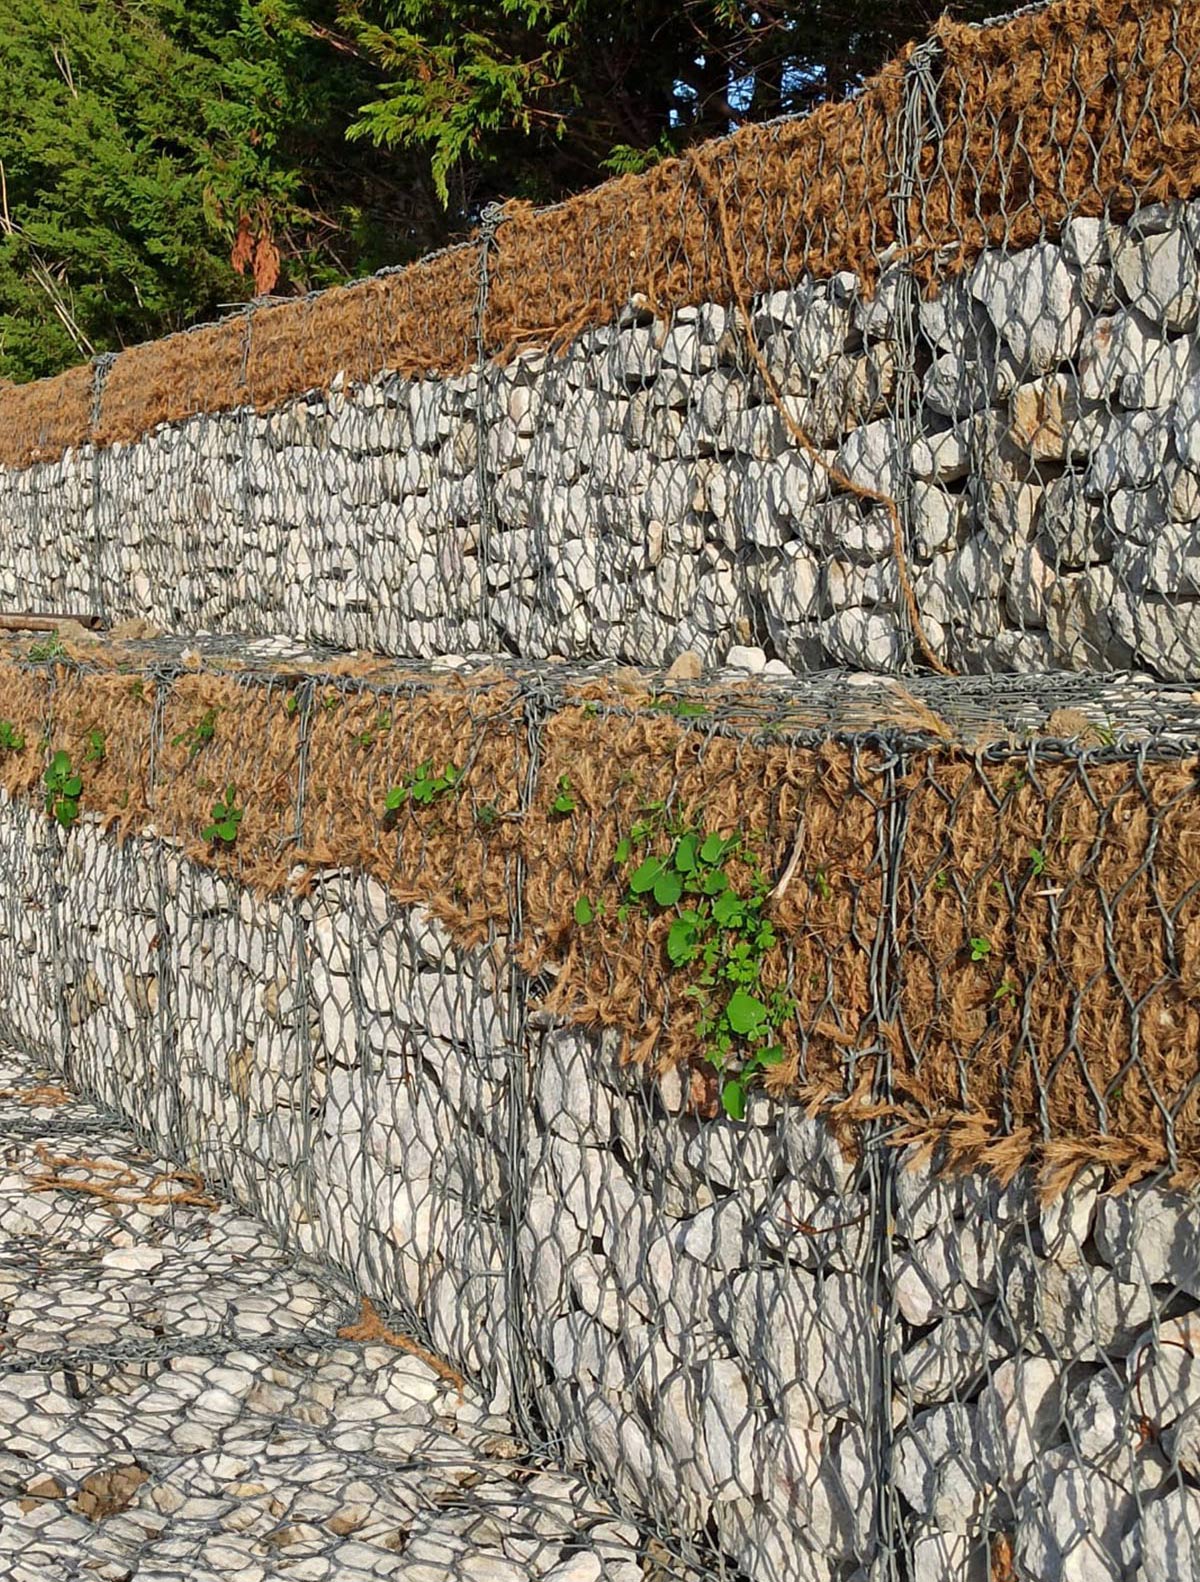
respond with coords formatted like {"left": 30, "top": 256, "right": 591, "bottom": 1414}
{"left": 0, "top": 1044, "right": 655, "bottom": 1582}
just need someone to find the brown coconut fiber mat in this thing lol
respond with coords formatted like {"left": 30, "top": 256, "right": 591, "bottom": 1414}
{"left": 2, "top": 635, "right": 1200, "bottom": 1190}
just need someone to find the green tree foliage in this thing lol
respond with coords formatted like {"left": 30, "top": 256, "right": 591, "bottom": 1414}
{"left": 2, "top": 0, "right": 996, "bottom": 382}
{"left": 335, "top": 0, "right": 996, "bottom": 207}
{"left": 0, "top": 0, "right": 407, "bottom": 382}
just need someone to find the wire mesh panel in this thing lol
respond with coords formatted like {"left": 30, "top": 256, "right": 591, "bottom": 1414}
{"left": 0, "top": 1046, "right": 654, "bottom": 1582}
{"left": 0, "top": 0, "right": 1198, "bottom": 680}
{"left": 3, "top": 639, "right": 1200, "bottom": 1580}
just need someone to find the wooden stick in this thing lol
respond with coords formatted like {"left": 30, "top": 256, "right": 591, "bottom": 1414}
{"left": 0, "top": 612, "right": 102, "bottom": 632}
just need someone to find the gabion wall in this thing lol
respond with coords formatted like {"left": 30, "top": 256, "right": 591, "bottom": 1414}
{"left": 2, "top": 794, "right": 1198, "bottom": 1582}
{"left": 4, "top": 200, "right": 1200, "bottom": 680}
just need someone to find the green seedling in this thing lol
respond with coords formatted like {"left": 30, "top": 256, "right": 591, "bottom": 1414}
{"left": 172, "top": 709, "right": 217, "bottom": 760}
{"left": 969, "top": 936, "right": 992, "bottom": 963}
{"left": 598, "top": 814, "right": 793, "bottom": 1121}
{"left": 84, "top": 728, "right": 106, "bottom": 764}
{"left": 43, "top": 750, "right": 82, "bottom": 828}
{"left": 28, "top": 631, "right": 66, "bottom": 662}
{"left": 0, "top": 720, "right": 25, "bottom": 752}
{"left": 202, "top": 784, "right": 243, "bottom": 844}
{"left": 552, "top": 774, "right": 577, "bottom": 815}
{"left": 385, "top": 761, "right": 461, "bottom": 814}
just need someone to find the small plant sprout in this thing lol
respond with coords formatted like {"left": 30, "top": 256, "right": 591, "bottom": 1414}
{"left": 284, "top": 693, "right": 300, "bottom": 717}
{"left": 28, "top": 630, "right": 67, "bottom": 662}
{"left": 813, "top": 868, "right": 832, "bottom": 903}
{"left": 969, "top": 936, "right": 992, "bottom": 963}
{"left": 385, "top": 761, "right": 461, "bottom": 815}
{"left": 172, "top": 709, "right": 217, "bottom": 761}
{"left": 594, "top": 815, "right": 793, "bottom": 1121}
{"left": 202, "top": 785, "right": 243, "bottom": 845}
{"left": 551, "top": 774, "right": 577, "bottom": 815}
{"left": 43, "top": 750, "right": 83, "bottom": 828}
{"left": 993, "top": 980, "right": 1018, "bottom": 1004}
{"left": 1029, "top": 847, "right": 1046, "bottom": 878}
{"left": 0, "top": 720, "right": 25, "bottom": 752}
{"left": 84, "top": 728, "right": 106, "bottom": 764}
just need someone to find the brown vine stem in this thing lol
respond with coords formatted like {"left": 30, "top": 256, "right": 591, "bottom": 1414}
{"left": 692, "top": 150, "right": 955, "bottom": 679}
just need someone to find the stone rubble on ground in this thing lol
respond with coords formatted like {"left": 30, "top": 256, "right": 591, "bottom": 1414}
{"left": 0, "top": 1043, "right": 679, "bottom": 1582}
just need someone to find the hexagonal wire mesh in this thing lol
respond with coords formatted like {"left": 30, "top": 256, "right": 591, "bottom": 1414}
{"left": 2, "top": 0, "right": 1200, "bottom": 1574}
{"left": 1, "top": 640, "right": 1200, "bottom": 1580}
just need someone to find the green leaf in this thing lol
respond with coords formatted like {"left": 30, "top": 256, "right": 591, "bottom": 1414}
{"left": 674, "top": 834, "right": 698, "bottom": 872}
{"left": 216, "top": 819, "right": 239, "bottom": 842}
{"left": 700, "top": 869, "right": 728, "bottom": 896}
{"left": 666, "top": 916, "right": 700, "bottom": 965}
{"left": 712, "top": 890, "right": 742, "bottom": 926}
{"left": 653, "top": 868, "right": 683, "bottom": 907}
{"left": 50, "top": 750, "right": 70, "bottom": 776}
{"left": 726, "top": 989, "right": 767, "bottom": 1036}
{"left": 385, "top": 787, "right": 405, "bottom": 810}
{"left": 63, "top": 775, "right": 82, "bottom": 798}
{"left": 699, "top": 833, "right": 726, "bottom": 865}
{"left": 629, "top": 857, "right": 664, "bottom": 894}
{"left": 613, "top": 837, "right": 632, "bottom": 865}
{"left": 573, "top": 895, "right": 594, "bottom": 925}
{"left": 721, "top": 1078, "right": 746, "bottom": 1121}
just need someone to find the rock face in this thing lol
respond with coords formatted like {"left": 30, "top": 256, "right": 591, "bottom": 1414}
{"left": 2, "top": 798, "right": 1198, "bottom": 1581}
{"left": 4, "top": 199, "right": 1200, "bottom": 679}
